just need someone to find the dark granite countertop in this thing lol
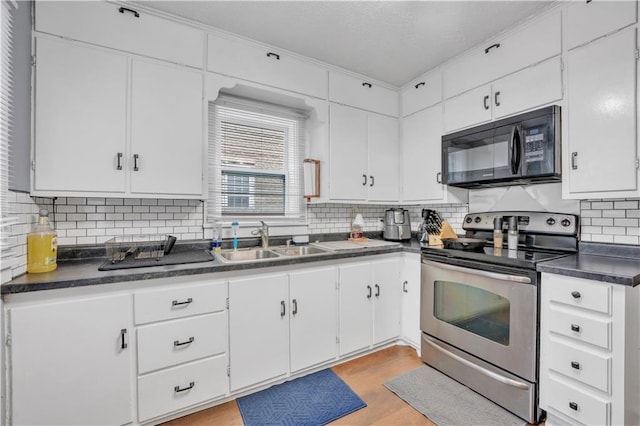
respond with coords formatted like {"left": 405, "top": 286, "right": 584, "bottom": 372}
{"left": 537, "top": 242, "right": 640, "bottom": 287}
{"left": 4, "top": 235, "right": 424, "bottom": 295}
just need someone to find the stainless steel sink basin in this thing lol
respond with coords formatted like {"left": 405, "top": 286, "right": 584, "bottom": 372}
{"left": 270, "top": 245, "right": 329, "bottom": 257}
{"left": 217, "top": 248, "right": 281, "bottom": 263}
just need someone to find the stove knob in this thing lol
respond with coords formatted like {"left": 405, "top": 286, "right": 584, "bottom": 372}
{"left": 465, "top": 217, "right": 473, "bottom": 224}
{"left": 474, "top": 216, "right": 482, "bottom": 223}
{"left": 561, "top": 218, "right": 572, "bottom": 227}
{"left": 546, "top": 217, "right": 556, "bottom": 226}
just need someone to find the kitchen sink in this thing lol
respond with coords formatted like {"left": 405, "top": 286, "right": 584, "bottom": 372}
{"left": 270, "top": 245, "right": 330, "bottom": 257}
{"left": 216, "top": 248, "right": 281, "bottom": 263}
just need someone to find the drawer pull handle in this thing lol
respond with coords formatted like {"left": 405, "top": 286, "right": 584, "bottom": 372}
{"left": 403, "top": 280, "right": 408, "bottom": 293}
{"left": 375, "top": 283, "right": 380, "bottom": 297}
{"left": 415, "top": 82, "right": 426, "bottom": 89}
{"left": 172, "top": 298, "right": 193, "bottom": 307}
{"left": 174, "top": 337, "right": 195, "bottom": 347}
{"left": 266, "top": 52, "right": 280, "bottom": 60}
{"left": 569, "top": 401, "right": 579, "bottom": 411}
{"left": 571, "top": 361, "right": 581, "bottom": 370}
{"left": 174, "top": 381, "right": 195, "bottom": 393}
{"left": 120, "top": 328, "right": 128, "bottom": 350}
{"left": 484, "top": 43, "right": 500, "bottom": 54}
{"left": 116, "top": 152, "right": 123, "bottom": 170}
{"left": 292, "top": 299, "right": 298, "bottom": 315}
{"left": 362, "top": 82, "right": 372, "bottom": 88}
{"left": 367, "top": 285, "right": 372, "bottom": 299}
{"left": 483, "top": 95, "right": 490, "bottom": 110}
{"left": 571, "top": 323, "right": 581, "bottom": 333}
{"left": 133, "top": 153, "right": 140, "bottom": 171}
{"left": 118, "top": 7, "right": 140, "bottom": 18}
{"left": 280, "top": 300, "right": 286, "bottom": 318}
{"left": 571, "top": 291, "right": 581, "bottom": 299}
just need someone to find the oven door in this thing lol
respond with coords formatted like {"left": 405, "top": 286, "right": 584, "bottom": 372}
{"left": 420, "top": 258, "right": 537, "bottom": 381}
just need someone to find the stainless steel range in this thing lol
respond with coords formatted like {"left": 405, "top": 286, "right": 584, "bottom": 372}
{"left": 420, "top": 211, "right": 579, "bottom": 424}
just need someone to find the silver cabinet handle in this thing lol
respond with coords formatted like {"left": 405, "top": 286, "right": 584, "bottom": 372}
{"left": 174, "top": 337, "right": 195, "bottom": 347}
{"left": 116, "top": 152, "right": 123, "bottom": 170}
{"left": 422, "top": 260, "right": 532, "bottom": 283}
{"left": 174, "top": 382, "right": 195, "bottom": 393}
{"left": 172, "top": 298, "right": 193, "bottom": 307}
{"left": 120, "top": 328, "right": 128, "bottom": 349}
{"left": 133, "top": 153, "right": 140, "bottom": 171}
{"left": 571, "top": 152, "right": 578, "bottom": 170}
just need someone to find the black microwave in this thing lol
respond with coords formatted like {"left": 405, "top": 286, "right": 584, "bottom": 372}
{"left": 442, "top": 106, "right": 561, "bottom": 188}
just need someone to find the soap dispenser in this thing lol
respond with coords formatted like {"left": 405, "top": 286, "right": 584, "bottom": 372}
{"left": 27, "top": 209, "right": 58, "bottom": 273}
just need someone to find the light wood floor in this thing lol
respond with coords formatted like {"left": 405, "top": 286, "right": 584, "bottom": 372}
{"left": 163, "top": 345, "right": 435, "bottom": 426}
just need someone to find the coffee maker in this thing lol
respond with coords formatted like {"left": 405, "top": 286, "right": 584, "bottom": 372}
{"left": 382, "top": 208, "right": 411, "bottom": 241}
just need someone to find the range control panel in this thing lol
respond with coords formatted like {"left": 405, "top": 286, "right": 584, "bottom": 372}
{"left": 463, "top": 211, "right": 579, "bottom": 236}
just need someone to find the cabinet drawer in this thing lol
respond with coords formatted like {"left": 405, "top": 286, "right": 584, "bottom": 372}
{"left": 402, "top": 71, "right": 441, "bottom": 116}
{"left": 207, "top": 33, "right": 327, "bottom": 99}
{"left": 135, "top": 281, "right": 226, "bottom": 325}
{"left": 545, "top": 274, "right": 612, "bottom": 314}
{"left": 566, "top": 0, "right": 637, "bottom": 49}
{"left": 329, "top": 71, "right": 399, "bottom": 117}
{"left": 138, "top": 356, "right": 228, "bottom": 422}
{"left": 35, "top": 1, "right": 204, "bottom": 68}
{"left": 547, "top": 340, "right": 611, "bottom": 392}
{"left": 137, "top": 313, "right": 227, "bottom": 374}
{"left": 548, "top": 306, "right": 611, "bottom": 350}
{"left": 546, "top": 376, "right": 610, "bottom": 425}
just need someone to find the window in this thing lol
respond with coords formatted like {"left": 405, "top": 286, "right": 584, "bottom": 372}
{"left": 207, "top": 95, "right": 306, "bottom": 222}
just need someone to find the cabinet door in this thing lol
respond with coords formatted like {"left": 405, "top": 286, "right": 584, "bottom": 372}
{"left": 367, "top": 113, "right": 399, "bottom": 202}
{"left": 402, "top": 71, "right": 442, "bottom": 117}
{"left": 130, "top": 60, "right": 204, "bottom": 197}
{"left": 372, "top": 258, "right": 401, "bottom": 344}
{"left": 229, "top": 273, "right": 289, "bottom": 391}
{"left": 329, "top": 71, "right": 399, "bottom": 116}
{"left": 33, "top": 37, "right": 127, "bottom": 194}
{"left": 401, "top": 253, "right": 422, "bottom": 348}
{"left": 329, "top": 104, "right": 368, "bottom": 200}
{"left": 566, "top": 28, "right": 637, "bottom": 194}
{"left": 9, "top": 294, "right": 133, "bottom": 425}
{"left": 402, "top": 105, "right": 445, "bottom": 202}
{"left": 566, "top": 0, "right": 637, "bottom": 49}
{"left": 289, "top": 267, "right": 337, "bottom": 373}
{"left": 339, "top": 262, "right": 372, "bottom": 356}
{"left": 492, "top": 56, "right": 562, "bottom": 119}
{"left": 443, "top": 85, "right": 492, "bottom": 133}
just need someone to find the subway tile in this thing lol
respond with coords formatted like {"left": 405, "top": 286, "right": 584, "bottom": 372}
{"left": 86, "top": 198, "right": 106, "bottom": 205}
{"left": 614, "top": 200, "right": 639, "bottom": 209}
{"left": 579, "top": 210, "right": 602, "bottom": 218}
{"left": 124, "top": 199, "right": 141, "bottom": 206}
{"left": 77, "top": 205, "right": 96, "bottom": 213}
{"left": 106, "top": 198, "right": 124, "bottom": 205}
{"left": 591, "top": 234, "right": 614, "bottom": 243}
{"left": 66, "top": 213, "right": 87, "bottom": 222}
{"left": 602, "top": 226, "right": 626, "bottom": 235}
{"left": 96, "top": 206, "right": 115, "bottom": 214}
{"left": 115, "top": 206, "right": 133, "bottom": 214}
{"left": 614, "top": 218, "right": 639, "bottom": 227}
{"left": 581, "top": 226, "right": 602, "bottom": 234}
{"left": 613, "top": 235, "right": 639, "bottom": 245}
{"left": 591, "top": 218, "right": 613, "bottom": 226}
{"left": 133, "top": 206, "right": 150, "bottom": 213}
{"left": 591, "top": 201, "right": 614, "bottom": 210}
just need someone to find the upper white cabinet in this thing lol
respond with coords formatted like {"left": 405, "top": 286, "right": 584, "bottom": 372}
{"left": 207, "top": 33, "right": 327, "bottom": 99}
{"left": 329, "top": 71, "right": 399, "bottom": 117}
{"left": 564, "top": 28, "right": 638, "bottom": 197}
{"left": 566, "top": 0, "right": 637, "bottom": 50}
{"left": 442, "top": 10, "right": 561, "bottom": 99}
{"left": 401, "top": 71, "right": 442, "bottom": 117}
{"left": 32, "top": 37, "right": 204, "bottom": 199}
{"left": 35, "top": 1, "right": 204, "bottom": 68}
{"left": 8, "top": 294, "right": 133, "bottom": 425}
{"left": 329, "top": 104, "right": 399, "bottom": 202}
{"left": 444, "top": 56, "right": 562, "bottom": 133}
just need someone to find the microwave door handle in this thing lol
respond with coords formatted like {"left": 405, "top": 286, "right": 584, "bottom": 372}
{"left": 510, "top": 125, "right": 521, "bottom": 175}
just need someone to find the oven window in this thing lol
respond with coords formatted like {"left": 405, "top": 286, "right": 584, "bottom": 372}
{"left": 433, "top": 280, "right": 510, "bottom": 345}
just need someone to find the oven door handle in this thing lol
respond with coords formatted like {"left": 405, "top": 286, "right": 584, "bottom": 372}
{"left": 423, "top": 336, "right": 530, "bottom": 390}
{"left": 422, "top": 260, "right": 531, "bottom": 284}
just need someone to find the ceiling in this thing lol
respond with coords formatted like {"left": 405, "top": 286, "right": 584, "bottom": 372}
{"left": 135, "top": 1, "right": 555, "bottom": 87}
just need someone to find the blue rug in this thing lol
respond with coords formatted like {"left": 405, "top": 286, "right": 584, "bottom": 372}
{"left": 237, "top": 369, "right": 366, "bottom": 426}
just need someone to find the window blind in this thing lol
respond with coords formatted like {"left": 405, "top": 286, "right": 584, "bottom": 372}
{"left": 207, "top": 95, "right": 306, "bottom": 222}
{"left": 1, "top": 0, "right": 19, "bottom": 278}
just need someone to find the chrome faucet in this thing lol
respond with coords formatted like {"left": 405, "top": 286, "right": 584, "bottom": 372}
{"left": 252, "top": 220, "right": 269, "bottom": 249}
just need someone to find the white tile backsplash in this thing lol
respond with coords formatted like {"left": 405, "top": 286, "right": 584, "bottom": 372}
{"left": 579, "top": 198, "right": 640, "bottom": 245}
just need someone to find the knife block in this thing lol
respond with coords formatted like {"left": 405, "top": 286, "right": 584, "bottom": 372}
{"left": 428, "top": 220, "right": 458, "bottom": 246}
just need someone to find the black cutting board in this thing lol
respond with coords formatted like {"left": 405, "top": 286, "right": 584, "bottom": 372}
{"left": 99, "top": 250, "right": 214, "bottom": 271}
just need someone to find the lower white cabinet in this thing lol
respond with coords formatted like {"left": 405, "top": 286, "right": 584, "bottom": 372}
{"left": 339, "top": 257, "right": 401, "bottom": 356}
{"left": 401, "top": 253, "right": 421, "bottom": 349}
{"left": 8, "top": 293, "right": 134, "bottom": 426}
{"left": 540, "top": 273, "right": 640, "bottom": 426}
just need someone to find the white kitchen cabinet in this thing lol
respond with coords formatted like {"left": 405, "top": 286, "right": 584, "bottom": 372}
{"left": 442, "top": 10, "right": 561, "bottom": 99}
{"left": 8, "top": 293, "right": 133, "bottom": 425}
{"left": 402, "top": 103, "right": 467, "bottom": 204}
{"left": 130, "top": 59, "right": 203, "bottom": 197}
{"left": 564, "top": 28, "right": 638, "bottom": 198}
{"left": 33, "top": 37, "right": 127, "bottom": 194}
{"left": 339, "top": 256, "right": 401, "bottom": 356}
{"left": 444, "top": 56, "right": 562, "bottom": 133}
{"left": 229, "top": 273, "right": 289, "bottom": 391}
{"left": 35, "top": 1, "right": 204, "bottom": 68}
{"left": 329, "top": 103, "right": 399, "bottom": 202}
{"left": 401, "top": 253, "right": 421, "bottom": 349}
{"left": 289, "top": 266, "right": 338, "bottom": 373}
{"left": 401, "top": 70, "right": 442, "bottom": 117}
{"left": 329, "top": 70, "right": 399, "bottom": 117}
{"left": 32, "top": 37, "right": 205, "bottom": 199}
{"left": 566, "top": 0, "right": 637, "bottom": 50}
{"left": 539, "top": 273, "right": 640, "bottom": 426}
{"left": 207, "top": 33, "right": 327, "bottom": 99}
